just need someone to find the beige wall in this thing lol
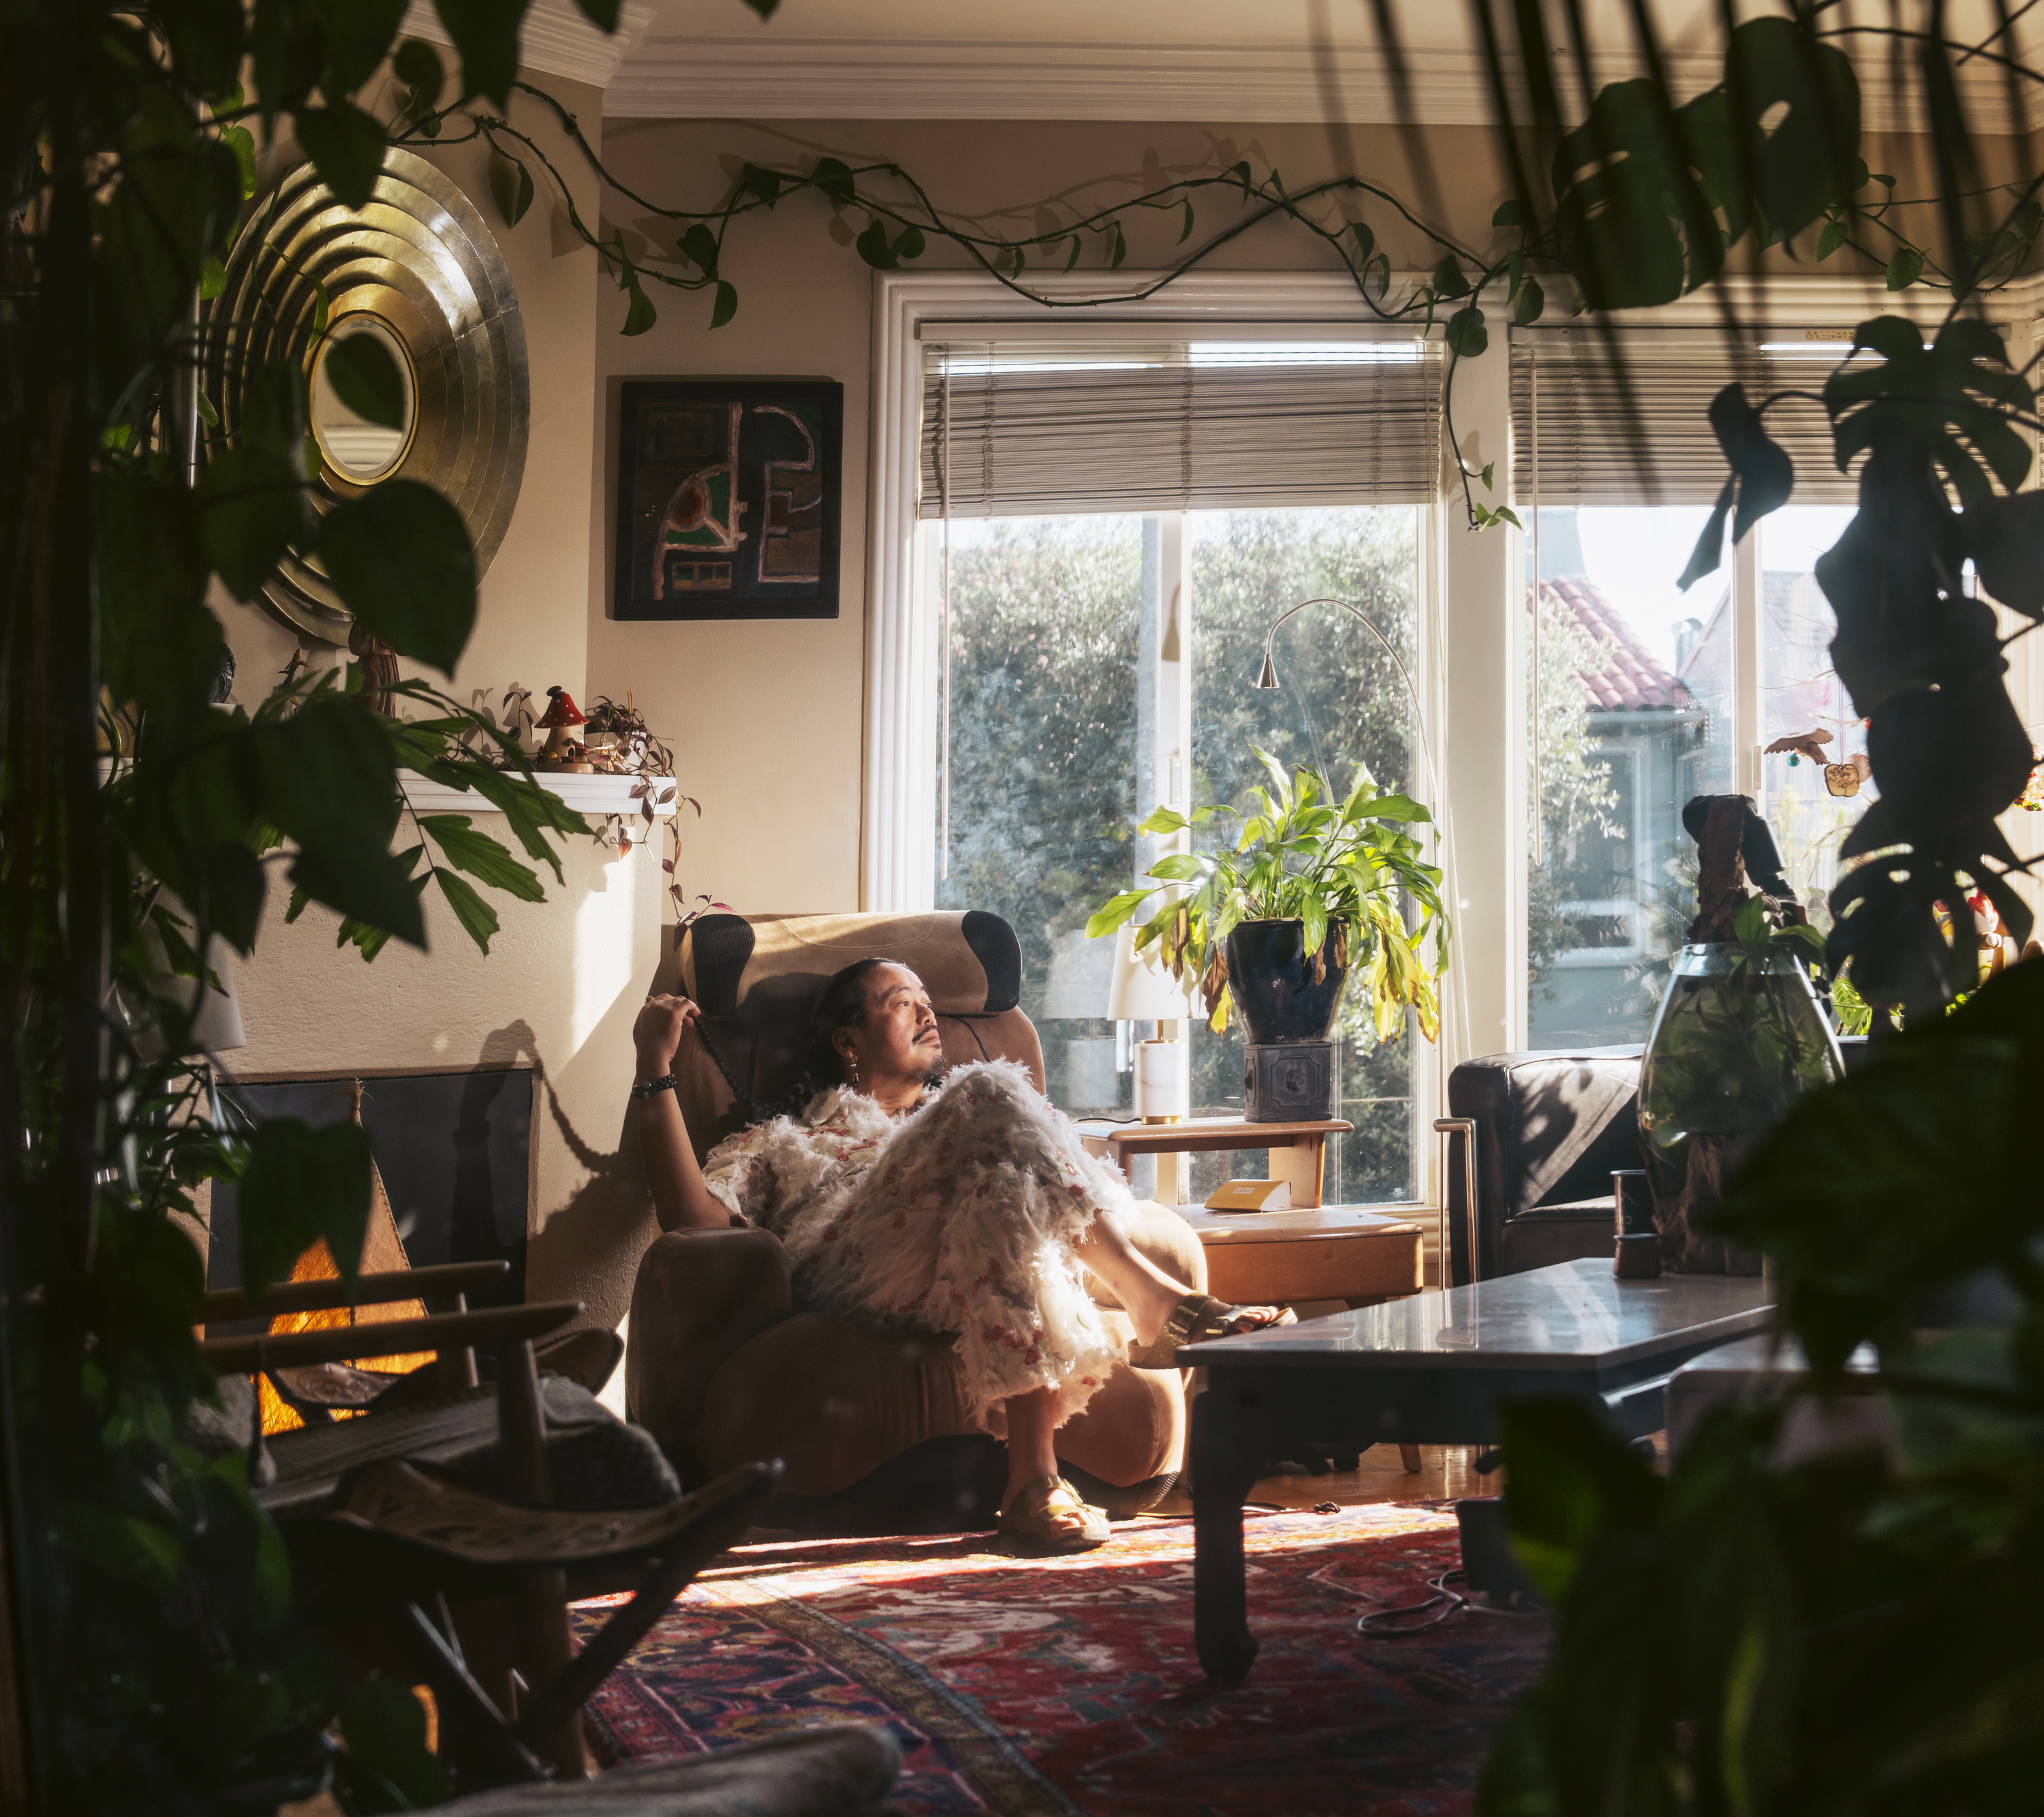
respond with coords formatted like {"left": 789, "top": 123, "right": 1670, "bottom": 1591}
{"left": 585, "top": 118, "right": 1519, "bottom": 921}
{"left": 219, "top": 74, "right": 666, "bottom": 1364}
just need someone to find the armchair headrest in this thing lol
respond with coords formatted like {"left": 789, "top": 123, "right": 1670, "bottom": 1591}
{"left": 668, "top": 912, "right": 1039, "bottom": 1156}
{"left": 680, "top": 910, "right": 1022, "bottom": 1020}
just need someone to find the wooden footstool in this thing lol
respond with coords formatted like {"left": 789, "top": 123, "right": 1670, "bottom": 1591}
{"left": 1175, "top": 1204, "right": 1427, "bottom": 1473}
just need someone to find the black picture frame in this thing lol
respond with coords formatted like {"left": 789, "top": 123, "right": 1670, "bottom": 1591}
{"left": 613, "top": 378, "right": 843, "bottom": 621}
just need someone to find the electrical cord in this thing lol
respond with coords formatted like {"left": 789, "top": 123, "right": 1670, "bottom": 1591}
{"left": 1357, "top": 1568, "right": 1545, "bottom": 1638}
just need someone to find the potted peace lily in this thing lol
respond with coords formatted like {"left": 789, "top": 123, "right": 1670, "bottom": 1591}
{"left": 1086, "top": 749, "right": 1451, "bottom": 1045}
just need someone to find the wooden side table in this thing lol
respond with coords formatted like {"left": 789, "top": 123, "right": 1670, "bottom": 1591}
{"left": 1172, "top": 1204, "right": 1425, "bottom": 1308}
{"left": 1072, "top": 1115, "right": 1354, "bottom": 1209}
{"left": 1176, "top": 1204, "right": 1427, "bottom": 1478}
{"left": 1075, "top": 1117, "right": 1428, "bottom": 1478}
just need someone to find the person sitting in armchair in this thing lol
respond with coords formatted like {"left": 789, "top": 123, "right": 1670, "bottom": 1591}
{"left": 632, "top": 957, "right": 1291, "bottom": 1554}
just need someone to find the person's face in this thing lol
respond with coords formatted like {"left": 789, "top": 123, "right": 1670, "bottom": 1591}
{"left": 837, "top": 964, "right": 941, "bottom": 1079}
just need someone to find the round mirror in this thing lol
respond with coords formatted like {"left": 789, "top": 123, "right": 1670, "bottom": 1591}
{"left": 310, "top": 313, "right": 416, "bottom": 483}
{"left": 206, "top": 149, "right": 529, "bottom": 642}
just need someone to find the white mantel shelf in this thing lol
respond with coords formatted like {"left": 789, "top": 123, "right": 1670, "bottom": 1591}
{"left": 401, "top": 773, "right": 680, "bottom": 818}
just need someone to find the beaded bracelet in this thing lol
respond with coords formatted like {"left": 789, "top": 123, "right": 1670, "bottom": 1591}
{"left": 630, "top": 1074, "right": 677, "bottom": 1100}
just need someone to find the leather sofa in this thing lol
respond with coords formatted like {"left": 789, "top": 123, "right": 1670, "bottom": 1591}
{"left": 624, "top": 910, "right": 1206, "bottom": 1532}
{"left": 1443, "top": 1047, "right": 1647, "bottom": 1284}
{"left": 1444, "top": 1036, "right": 1870, "bottom": 1284}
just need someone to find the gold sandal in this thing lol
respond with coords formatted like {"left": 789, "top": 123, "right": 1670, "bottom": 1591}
{"left": 995, "top": 1474, "right": 1111, "bottom": 1553}
{"left": 1160, "top": 1292, "right": 1298, "bottom": 1347}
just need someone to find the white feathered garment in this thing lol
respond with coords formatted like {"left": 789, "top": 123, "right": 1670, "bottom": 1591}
{"left": 701, "top": 1060, "right": 1136, "bottom": 1433}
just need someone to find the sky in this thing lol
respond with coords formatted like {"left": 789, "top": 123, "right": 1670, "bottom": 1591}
{"left": 1573, "top": 504, "right": 1858, "bottom": 672}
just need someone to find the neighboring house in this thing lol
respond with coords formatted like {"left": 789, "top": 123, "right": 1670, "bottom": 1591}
{"left": 1529, "top": 570, "right": 1716, "bottom": 1047}
{"left": 1679, "top": 565, "right": 1868, "bottom": 915}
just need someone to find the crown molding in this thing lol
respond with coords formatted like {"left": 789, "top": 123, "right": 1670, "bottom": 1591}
{"left": 602, "top": 33, "right": 2026, "bottom": 131}
{"left": 401, "top": 0, "right": 655, "bottom": 95}
{"left": 607, "top": 37, "right": 1544, "bottom": 123}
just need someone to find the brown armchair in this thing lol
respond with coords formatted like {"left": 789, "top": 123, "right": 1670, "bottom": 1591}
{"left": 624, "top": 910, "right": 1205, "bottom": 1529}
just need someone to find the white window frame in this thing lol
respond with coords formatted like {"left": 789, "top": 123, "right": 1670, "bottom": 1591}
{"left": 865, "top": 271, "right": 1455, "bottom": 907}
{"left": 862, "top": 269, "right": 2044, "bottom": 1192}
{"left": 1511, "top": 277, "right": 2044, "bottom": 1047}
{"left": 863, "top": 269, "right": 1467, "bottom": 1204}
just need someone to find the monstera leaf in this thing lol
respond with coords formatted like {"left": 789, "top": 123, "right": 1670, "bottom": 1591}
{"left": 1815, "top": 426, "right": 2036, "bottom": 1015}
{"left": 1678, "top": 384, "right": 1797, "bottom": 588}
{"left": 1551, "top": 17, "right": 1861, "bottom": 311}
{"left": 1825, "top": 317, "right": 2033, "bottom": 510}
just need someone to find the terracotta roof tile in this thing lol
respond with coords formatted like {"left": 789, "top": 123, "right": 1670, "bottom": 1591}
{"left": 1529, "top": 575, "right": 1696, "bottom": 711}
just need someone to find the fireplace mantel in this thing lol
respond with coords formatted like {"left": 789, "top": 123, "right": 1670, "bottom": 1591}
{"left": 400, "top": 772, "right": 681, "bottom": 820}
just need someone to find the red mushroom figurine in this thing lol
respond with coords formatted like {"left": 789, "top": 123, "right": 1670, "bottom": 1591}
{"left": 535, "top": 686, "right": 591, "bottom": 771}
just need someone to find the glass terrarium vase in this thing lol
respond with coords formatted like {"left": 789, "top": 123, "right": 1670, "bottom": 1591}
{"left": 1638, "top": 942, "right": 1844, "bottom": 1274}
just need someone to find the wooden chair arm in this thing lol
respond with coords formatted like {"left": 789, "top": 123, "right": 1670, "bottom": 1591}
{"left": 204, "top": 1260, "right": 512, "bottom": 1326}
{"left": 201, "top": 1301, "right": 579, "bottom": 1375}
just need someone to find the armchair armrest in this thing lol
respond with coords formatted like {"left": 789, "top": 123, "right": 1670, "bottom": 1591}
{"left": 626, "top": 1227, "right": 792, "bottom": 1458}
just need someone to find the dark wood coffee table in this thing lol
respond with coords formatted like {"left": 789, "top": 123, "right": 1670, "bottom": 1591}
{"left": 1179, "top": 1258, "right": 1773, "bottom": 1683}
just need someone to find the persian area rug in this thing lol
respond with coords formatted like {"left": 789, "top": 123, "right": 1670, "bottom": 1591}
{"left": 574, "top": 1502, "right": 1549, "bottom": 1817}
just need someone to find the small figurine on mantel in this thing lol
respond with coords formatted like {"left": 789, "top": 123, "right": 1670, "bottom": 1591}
{"left": 534, "top": 686, "right": 593, "bottom": 772}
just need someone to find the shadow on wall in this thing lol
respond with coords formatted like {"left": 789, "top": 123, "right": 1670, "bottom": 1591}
{"left": 521, "top": 944, "right": 677, "bottom": 1337}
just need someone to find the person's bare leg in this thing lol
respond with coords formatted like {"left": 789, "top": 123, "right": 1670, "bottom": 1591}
{"left": 1001, "top": 1386, "right": 1062, "bottom": 1511}
{"left": 1074, "top": 1217, "right": 1196, "bottom": 1344}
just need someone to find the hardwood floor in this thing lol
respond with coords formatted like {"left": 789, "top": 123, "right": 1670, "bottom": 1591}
{"left": 1147, "top": 1442, "right": 1498, "bottom": 1517}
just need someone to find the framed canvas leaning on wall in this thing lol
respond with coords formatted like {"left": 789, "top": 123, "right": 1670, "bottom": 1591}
{"left": 613, "top": 378, "right": 843, "bottom": 621}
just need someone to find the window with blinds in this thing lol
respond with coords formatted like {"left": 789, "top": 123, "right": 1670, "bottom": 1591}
{"left": 1511, "top": 330, "right": 1864, "bottom": 508}
{"left": 918, "top": 333, "right": 1443, "bottom": 518}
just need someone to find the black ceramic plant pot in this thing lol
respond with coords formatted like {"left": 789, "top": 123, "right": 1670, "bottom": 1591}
{"left": 1224, "top": 918, "right": 1348, "bottom": 1044}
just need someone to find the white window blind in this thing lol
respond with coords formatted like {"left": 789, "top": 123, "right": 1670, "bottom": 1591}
{"left": 918, "top": 334, "right": 1443, "bottom": 518}
{"left": 1511, "top": 330, "right": 1864, "bottom": 508}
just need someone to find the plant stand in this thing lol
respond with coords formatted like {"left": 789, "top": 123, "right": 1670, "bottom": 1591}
{"left": 1242, "top": 1040, "right": 1335, "bottom": 1121}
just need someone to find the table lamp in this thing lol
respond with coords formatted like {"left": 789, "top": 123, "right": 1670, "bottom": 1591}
{"left": 1107, "top": 925, "right": 1194, "bottom": 1123}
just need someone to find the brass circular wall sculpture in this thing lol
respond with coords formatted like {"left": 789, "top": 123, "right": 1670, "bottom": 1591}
{"left": 205, "top": 146, "right": 529, "bottom": 642}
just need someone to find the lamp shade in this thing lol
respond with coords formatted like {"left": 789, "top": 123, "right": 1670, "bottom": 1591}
{"left": 1106, "top": 924, "right": 1194, "bottom": 1023}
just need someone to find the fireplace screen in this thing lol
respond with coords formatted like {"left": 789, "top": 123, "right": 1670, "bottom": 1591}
{"left": 205, "top": 1067, "right": 531, "bottom": 1331}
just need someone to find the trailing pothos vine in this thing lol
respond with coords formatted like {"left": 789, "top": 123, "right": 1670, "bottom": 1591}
{"left": 382, "top": 14, "right": 2044, "bottom": 537}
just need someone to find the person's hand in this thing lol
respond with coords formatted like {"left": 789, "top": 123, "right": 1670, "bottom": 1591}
{"left": 634, "top": 993, "right": 700, "bottom": 1078}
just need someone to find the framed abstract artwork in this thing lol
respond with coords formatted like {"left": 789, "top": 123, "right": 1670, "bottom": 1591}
{"left": 613, "top": 379, "right": 843, "bottom": 621}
